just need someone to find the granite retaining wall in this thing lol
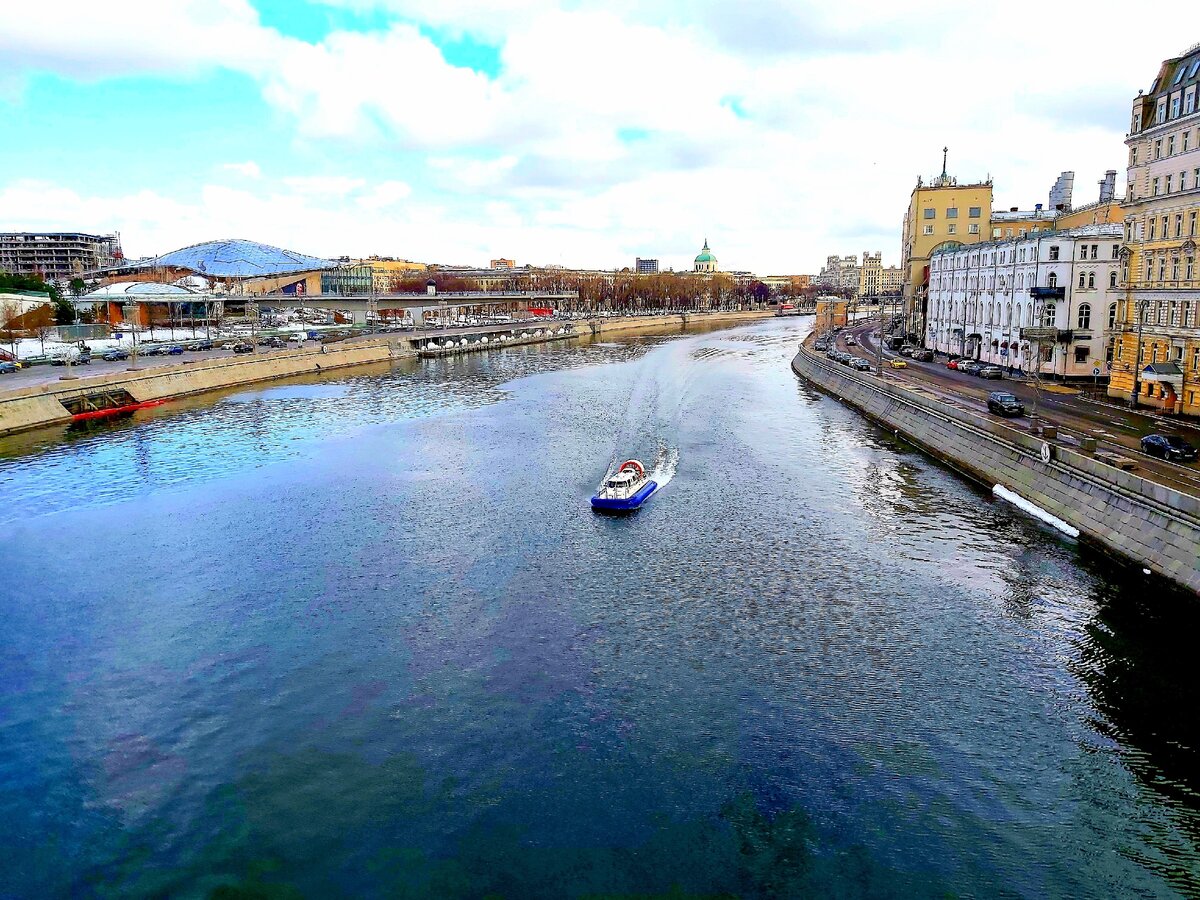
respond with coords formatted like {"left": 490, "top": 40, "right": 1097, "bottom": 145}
{"left": 0, "top": 338, "right": 404, "bottom": 437}
{"left": 792, "top": 345, "right": 1200, "bottom": 594}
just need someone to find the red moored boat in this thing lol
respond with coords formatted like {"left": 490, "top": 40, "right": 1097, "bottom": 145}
{"left": 71, "top": 399, "right": 170, "bottom": 422}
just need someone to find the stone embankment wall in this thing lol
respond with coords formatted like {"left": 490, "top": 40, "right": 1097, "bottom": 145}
{"left": 587, "top": 309, "right": 772, "bottom": 337}
{"left": 792, "top": 345, "right": 1200, "bottom": 594}
{"left": 0, "top": 338, "right": 403, "bottom": 436}
{"left": 0, "top": 310, "right": 773, "bottom": 439}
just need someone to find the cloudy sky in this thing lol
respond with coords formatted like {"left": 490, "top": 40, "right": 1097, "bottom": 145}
{"left": 0, "top": 2, "right": 1189, "bottom": 272}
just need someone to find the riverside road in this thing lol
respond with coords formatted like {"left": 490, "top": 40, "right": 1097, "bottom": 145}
{"left": 835, "top": 320, "right": 1200, "bottom": 497}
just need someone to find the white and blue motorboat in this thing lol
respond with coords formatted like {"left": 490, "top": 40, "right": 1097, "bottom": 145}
{"left": 591, "top": 459, "right": 658, "bottom": 513}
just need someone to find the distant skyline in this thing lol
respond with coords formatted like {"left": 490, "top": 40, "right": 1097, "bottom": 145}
{"left": 0, "top": 2, "right": 1191, "bottom": 273}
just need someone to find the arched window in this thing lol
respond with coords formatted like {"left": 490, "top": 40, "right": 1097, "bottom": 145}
{"left": 1048, "top": 272, "right": 1058, "bottom": 288}
{"left": 1077, "top": 303, "right": 1092, "bottom": 329}
{"left": 1088, "top": 272, "right": 1096, "bottom": 289}
{"left": 1109, "top": 271, "right": 1118, "bottom": 289}
{"left": 1108, "top": 303, "right": 1118, "bottom": 329}
{"left": 1043, "top": 303, "right": 1056, "bottom": 326}
{"left": 1078, "top": 272, "right": 1086, "bottom": 289}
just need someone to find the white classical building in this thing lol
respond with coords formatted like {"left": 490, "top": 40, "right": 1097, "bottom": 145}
{"left": 926, "top": 224, "right": 1123, "bottom": 379}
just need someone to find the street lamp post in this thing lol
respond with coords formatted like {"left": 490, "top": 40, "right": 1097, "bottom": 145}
{"left": 1130, "top": 297, "right": 1148, "bottom": 407}
{"left": 124, "top": 301, "right": 140, "bottom": 371}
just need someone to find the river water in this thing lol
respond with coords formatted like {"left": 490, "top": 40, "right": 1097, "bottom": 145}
{"left": 1, "top": 318, "right": 1198, "bottom": 898}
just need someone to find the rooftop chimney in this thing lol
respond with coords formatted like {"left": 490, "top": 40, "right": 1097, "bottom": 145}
{"left": 1049, "top": 171, "right": 1074, "bottom": 214}
{"left": 1098, "top": 170, "right": 1117, "bottom": 203}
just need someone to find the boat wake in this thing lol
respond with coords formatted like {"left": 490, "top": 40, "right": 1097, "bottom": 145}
{"left": 647, "top": 445, "right": 679, "bottom": 491}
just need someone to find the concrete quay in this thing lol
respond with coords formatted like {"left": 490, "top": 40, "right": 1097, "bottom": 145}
{"left": 0, "top": 309, "right": 771, "bottom": 438}
{"left": 791, "top": 343, "right": 1200, "bottom": 595}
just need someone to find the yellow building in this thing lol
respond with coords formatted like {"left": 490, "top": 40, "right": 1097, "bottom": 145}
{"left": 814, "top": 295, "right": 849, "bottom": 332}
{"left": 901, "top": 151, "right": 993, "bottom": 342}
{"left": 1110, "top": 46, "right": 1200, "bottom": 415}
{"left": 1055, "top": 199, "right": 1124, "bottom": 230}
{"left": 858, "top": 252, "right": 904, "bottom": 298}
{"left": 354, "top": 258, "right": 427, "bottom": 293}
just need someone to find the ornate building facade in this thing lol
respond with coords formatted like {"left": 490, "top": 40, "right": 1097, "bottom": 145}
{"left": 1111, "top": 45, "right": 1200, "bottom": 415}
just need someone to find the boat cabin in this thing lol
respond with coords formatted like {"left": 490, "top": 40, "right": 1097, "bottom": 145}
{"left": 601, "top": 469, "right": 642, "bottom": 499}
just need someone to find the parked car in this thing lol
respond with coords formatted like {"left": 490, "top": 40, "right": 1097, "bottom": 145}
{"left": 958, "top": 361, "right": 983, "bottom": 376}
{"left": 190, "top": 340, "right": 214, "bottom": 351}
{"left": 845, "top": 336, "right": 857, "bottom": 346}
{"left": 888, "top": 358, "right": 908, "bottom": 369}
{"left": 912, "top": 349, "right": 934, "bottom": 362}
{"left": 851, "top": 358, "right": 872, "bottom": 371}
{"left": 266, "top": 337, "right": 287, "bottom": 349}
{"left": 1140, "top": 433, "right": 1199, "bottom": 462}
{"left": 101, "top": 348, "right": 129, "bottom": 361}
{"left": 166, "top": 345, "right": 184, "bottom": 355}
{"left": 987, "top": 391, "right": 1025, "bottom": 417}
{"left": 50, "top": 351, "right": 90, "bottom": 366}
{"left": 978, "top": 365, "right": 1003, "bottom": 379}
{"left": 945, "top": 359, "right": 960, "bottom": 370}
{"left": 231, "top": 342, "right": 254, "bottom": 354}
{"left": 899, "top": 346, "right": 916, "bottom": 357}
{"left": 141, "top": 345, "right": 166, "bottom": 356}
{"left": 0, "top": 361, "right": 17, "bottom": 374}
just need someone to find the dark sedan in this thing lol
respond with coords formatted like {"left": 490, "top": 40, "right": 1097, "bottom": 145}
{"left": 987, "top": 391, "right": 1025, "bottom": 417}
{"left": 1140, "top": 433, "right": 1198, "bottom": 462}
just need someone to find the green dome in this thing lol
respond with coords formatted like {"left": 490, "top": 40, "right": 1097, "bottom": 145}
{"left": 694, "top": 239, "right": 716, "bottom": 263}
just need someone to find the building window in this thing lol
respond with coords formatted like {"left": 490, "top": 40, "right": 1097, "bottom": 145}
{"left": 1173, "top": 258, "right": 1180, "bottom": 281}
{"left": 1078, "top": 304, "right": 1092, "bottom": 329}
{"left": 969, "top": 207, "right": 981, "bottom": 218}
{"left": 1048, "top": 272, "right": 1058, "bottom": 288}
{"left": 1159, "top": 258, "right": 1167, "bottom": 280}
{"left": 1109, "top": 271, "right": 1118, "bottom": 289}
{"left": 1078, "top": 271, "right": 1086, "bottom": 289}
{"left": 1169, "top": 135, "right": 1177, "bottom": 155}
{"left": 1090, "top": 244, "right": 1099, "bottom": 259}
{"left": 1188, "top": 258, "right": 1195, "bottom": 281}
{"left": 1167, "top": 174, "right": 1174, "bottom": 193}
{"left": 1131, "top": 147, "right": 1139, "bottom": 166}
{"left": 968, "top": 223, "right": 979, "bottom": 234}
{"left": 1185, "top": 132, "right": 1192, "bottom": 152}
{"left": 1171, "top": 301, "right": 1180, "bottom": 326}
{"left": 1150, "top": 218, "right": 1157, "bottom": 240}
{"left": 946, "top": 207, "right": 958, "bottom": 218}
{"left": 1156, "top": 101, "right": 1166, "bottom": 124}
{"left": 1152, "top": 177, "right": 1160, "bottom": 197}
{"left": 992, "top": 228, "right": 1001, "bottom": 238}
{"left": 1049, "top": 246, "right": 1060, "bottom": 260}
{"left": 1177, "top": 214, "right": 1185, "bottom": 238}
{"left": 923, "top": 225, "right": 934, "bottom": 235}
{"left": 1079, "top": 245, "right": 1088, "bottom": 260}
{"left": 1111, "top": 244, "right": 1120, "bottom": 260}
{"left": 1108, "top": 302, "right": 1118, "bottom": 328}
{"left": 1191, "top": 212, "right": 1198, "bottom": 236}
{"left": 923, "top": 208, "right": 936, "bottom": 219}
{"left": 1188, "top": 89, "right": 1198, "bottom": 115}
{"left": 1162, "top": 216, "right": 1169, "bottom": 237}
{"left": 947, "top": 224, "right": 956, "bottom": 235}
{"left": 1075, "top": 346, "right": 1089, "bottom": 364}
{"left": 1171, "top": 96, "right": 1181, "bottom": 118}
{"left": 1155, "top": 139, "right": 1163, "bottom": 159}
{"left": 1043, "top": 303, "right": 1056, "bottom": 326}
{"left": 1088, "top": 272, "right": 1096, "bottom": 289}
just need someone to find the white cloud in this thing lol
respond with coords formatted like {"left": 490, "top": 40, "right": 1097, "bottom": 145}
{"left": 1, "top": 1, "right": 1197, "bottom": 272}
{"left": 222, "top": 161, "right": 262, "bottom": 178}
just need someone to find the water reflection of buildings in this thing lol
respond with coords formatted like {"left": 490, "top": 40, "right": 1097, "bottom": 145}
{"left": 1073, "top": 567, "right": 1200, "bottom": 872}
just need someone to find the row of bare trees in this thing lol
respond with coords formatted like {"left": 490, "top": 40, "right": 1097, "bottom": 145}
{"left": 389, "top": 271, "right": 824, "bottom": 313}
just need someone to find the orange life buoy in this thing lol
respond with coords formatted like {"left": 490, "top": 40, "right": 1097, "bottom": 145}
{"left": 618, "top": 459, "right": 645, "bottom": 479}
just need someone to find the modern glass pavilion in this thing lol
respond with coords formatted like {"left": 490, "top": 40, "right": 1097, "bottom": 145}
{"left": 136, "top": 239, "right": 335, "bottom": 279}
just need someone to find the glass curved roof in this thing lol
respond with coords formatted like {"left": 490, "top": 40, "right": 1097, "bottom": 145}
{"left": 139, "top": 239, "right": 336, "bottom": 278}
{"left": 84, "top": 281, "right": 196, "bottom": 297}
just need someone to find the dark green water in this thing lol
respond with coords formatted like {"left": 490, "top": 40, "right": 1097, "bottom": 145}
{"left": 1, "top": 319, "right": 1197, "bottom": 898}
